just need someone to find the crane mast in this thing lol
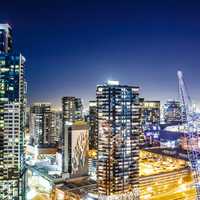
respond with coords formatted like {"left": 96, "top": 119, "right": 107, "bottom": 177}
{"left": 177, "top": 70, "right": 200, "bottom": 199}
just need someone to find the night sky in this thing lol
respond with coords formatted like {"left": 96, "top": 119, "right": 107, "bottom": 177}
{"left": 1, "top": 0, "right": 200, "bottom": 108}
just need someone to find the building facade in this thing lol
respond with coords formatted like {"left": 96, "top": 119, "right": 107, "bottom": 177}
{"left": 51, "top": 109, "right": 62, "bottom": 145}
{"left": 62, "top": 96, "right": 83, "bottom": 124}
{"left": 142, "top": 101, "right": 160, "bottom": 145}
{"left": 164, "top": 100, "right": 182, "bottom": 125}
{"left": 62, "top": 121, "right": 89, "bottom": 178}
{"left": 30, "top": 103, "right": 56, "bottom": 146}
{"left": 97, "top": 81, "right": 141, "bottom": 200}
{"left": 0, "top": 24, "right": 26, "bottom": 200}
{"left": 143, "top": 101, "right": 160, "bottom": 127}
{"left": 88, "top": 100, "right": 98, "bottom": 150}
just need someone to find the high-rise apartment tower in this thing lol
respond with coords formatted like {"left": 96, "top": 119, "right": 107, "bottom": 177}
{"left": 0, "top": 24, "right": 26, "bottom": 200}
{"left": 97, "top": 80, "right": 141, "bottom": 200}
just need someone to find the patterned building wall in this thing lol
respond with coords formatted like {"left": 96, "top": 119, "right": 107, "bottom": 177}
{"left": 71, "top": 125, "right": 89, "bottom": 177}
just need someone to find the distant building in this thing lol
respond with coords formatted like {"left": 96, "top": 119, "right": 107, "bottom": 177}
{"left": 0, "top": 24, "right": 12, "bottom": 53}
{"left": 88, "top": 100, "right": 98, "bottom": 150}
{"left": 142, "top": 100, "right": 160, "bottom": 144}
{"left": 51, "top": 109, "right": 62, "bottom": 144}
{"left": 164, "top": 100, "right": 182, "bottom": 125}
{"left": 97, "top": 80, "right": 141, "bottom": 199}
{"left": 143, "top": 101, "right": 160, "bottom": 126}
{"left": 0, "top": 24, "right": 26, "bottom": 199}
{"left": 62, "top": 121, "right": 89, "bottom": 178}
{"left": 30, "top": 103, "right": 57, "bottom": 146}
{"left": 62, "top": 96, "right": 83, "bottom": 124}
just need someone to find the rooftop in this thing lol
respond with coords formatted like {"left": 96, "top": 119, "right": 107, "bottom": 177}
{"left": 0, "top": 23, "right": 11, "bottom": 31}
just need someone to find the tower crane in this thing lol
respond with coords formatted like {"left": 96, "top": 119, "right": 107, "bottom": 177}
{"left": 177, "top": 70, "right": 200, "bottom": 199}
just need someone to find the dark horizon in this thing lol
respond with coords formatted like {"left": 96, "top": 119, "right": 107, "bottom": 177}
{"left": 1, "top": 1, "right": 200, "bottom": 108}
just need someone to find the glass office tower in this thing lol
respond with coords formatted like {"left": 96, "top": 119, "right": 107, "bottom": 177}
{"left": 0, "top": 24, "right": 26, "bottom": 200}
{"left": 97, "top": 81, "right": 141, "bottom": 200}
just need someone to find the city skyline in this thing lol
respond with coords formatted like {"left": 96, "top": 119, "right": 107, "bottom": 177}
{"left": 1, "top": 1, "right": 200, "bottom": 199}
{"left": 1, "top": 1, "right": 200, "bottom": 107}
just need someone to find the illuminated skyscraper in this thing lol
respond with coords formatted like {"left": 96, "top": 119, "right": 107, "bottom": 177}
{"left": 0, "top": 24, "right": 26, "bottom": 200}
{"left": 30, "top": 103, "right": 57, "bottom": 146}
{"left": 0, "top": 24, "right": 12, "bottom": 53}
{"left": 142, "top": 101, "right": 160, "bottom": 144}
{"left": 62, "top": 96, "right": 83, "bottom": 124}
{"left": 97, "top": 81, "right": 141, "bottom": 200}
{"left": 51, "top": 109, "right": 62, "bottom": 145}
{"left": 143, "top": 101, "right": 160, "bottom": 126}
